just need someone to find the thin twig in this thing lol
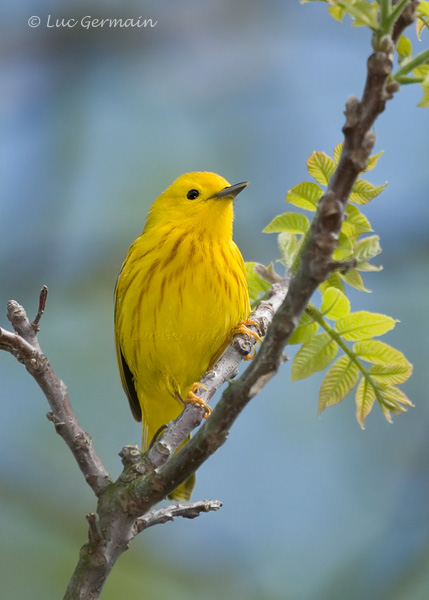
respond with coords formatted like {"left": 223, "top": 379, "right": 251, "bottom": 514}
{"left": 32, "top": 285, "right": 48, "bottom": 329}
{"left": 0, "top": 296, "right": 111, "bottom": 497}
{"left": 86, "top": 513, "right": 104, "bottom": 546}
{"left": 133, "top": 500, "right": 222, "bottom": 535}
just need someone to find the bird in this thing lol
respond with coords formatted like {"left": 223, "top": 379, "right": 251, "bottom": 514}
{"left": 114, "top": 171, "right": 252, "bottom": 501}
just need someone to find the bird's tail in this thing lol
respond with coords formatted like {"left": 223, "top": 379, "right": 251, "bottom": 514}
{"left": 168, "top": 476, "right": 195, "bottom": 502}
{"left": 168, "top": 441, "right": 196, "bottom": 501}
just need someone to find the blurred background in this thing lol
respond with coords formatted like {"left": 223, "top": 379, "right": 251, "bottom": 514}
{"left": 1, "top": 1, "right": 429, "bottom": 599}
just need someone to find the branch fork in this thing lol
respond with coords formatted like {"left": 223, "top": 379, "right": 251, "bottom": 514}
{"left": 0, "top": 278, "right": 290, "bottom": 598}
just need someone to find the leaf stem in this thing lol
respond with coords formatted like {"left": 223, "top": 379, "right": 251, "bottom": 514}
{"left": 394, "top": 48, "right": 429, "bottom": 79}
{"left": 305, "top": 303, "right": 382, "bottom": 401}
{"left": 379, "top": 0, "right": 392, "bottom": 32}
{"left": 395, "top": 75, "right": 425, "bottom": 84}
{"left": 388, "top": 0, "right": 413, "bottom": 31}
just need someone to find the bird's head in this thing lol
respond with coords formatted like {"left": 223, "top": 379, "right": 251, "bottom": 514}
{"left": 145, "top": 172, "right": 248, "bottom": 239}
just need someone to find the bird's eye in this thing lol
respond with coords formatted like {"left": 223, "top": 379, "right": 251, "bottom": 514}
{"left": 187, "top": 189, "right": 199, "bottom": 200}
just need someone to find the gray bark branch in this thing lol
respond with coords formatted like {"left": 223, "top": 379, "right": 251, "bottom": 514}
{"left": 1, "top": 290, "right": 111, "bottom": 497}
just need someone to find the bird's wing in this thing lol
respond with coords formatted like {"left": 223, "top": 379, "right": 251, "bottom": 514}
{"left": 114, "top": 285, "right": 142, "bottom": 422}
{"left": 116, "top": 341, "right": 142, "bottom": 422}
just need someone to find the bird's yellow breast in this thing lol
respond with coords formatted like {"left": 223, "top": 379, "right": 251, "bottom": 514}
{"left": 115, "top": 221, "right": 249, "bottom": 441}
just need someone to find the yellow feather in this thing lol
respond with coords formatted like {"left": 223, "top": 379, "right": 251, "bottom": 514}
{"left": 114, "top": 172, "right": 250, "bottom": 500}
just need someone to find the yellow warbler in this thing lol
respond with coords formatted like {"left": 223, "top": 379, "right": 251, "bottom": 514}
{"left": 114, "top": 172, "right": 250, "bottom": 501}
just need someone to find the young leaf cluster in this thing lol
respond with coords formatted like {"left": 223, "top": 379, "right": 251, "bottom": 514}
{"left": 265, "top": 143, "right": 384, "bottom": 293}
{"left": 395, "top": 2, "right": 429, "bottom": 107}
{"left": 417, "top": 1, "right": 429, "bottom": 38}
{"left": 302, "top": 1, "right": 429, "bottom": 107}
{"left": 301, "top": 0, "right": 379, "bottom": 28}
{"left": 293, "top": 290, "right": 413, "bottom": 428}
{"left": 246, "top": 144, "right": 413, "bottom": 427}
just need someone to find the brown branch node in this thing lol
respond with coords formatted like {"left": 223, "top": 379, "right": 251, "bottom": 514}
{"left": 119, "top": 444, "right": 142, "bottom": 467}
{"left": 86, "top": 513, "right": 104, "bottom": 547}
{"left": 343, "top": 96, "right": 361, "bottom": 129}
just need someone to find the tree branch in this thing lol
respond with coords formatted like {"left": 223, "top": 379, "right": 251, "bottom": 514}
{"left": 392, "top": 0, "right": 419, "bottom": 43}
{"left": 62, "top": 275, "right": 291, "bottom": 599}
{"left": 1, "top": 278, "right": 290, "bottom": 599}
{"left": 0, "top": 288, "right": 111, "bottom": 497}
{"left": 133, "top": 500, "right": 223, "bottom": 535}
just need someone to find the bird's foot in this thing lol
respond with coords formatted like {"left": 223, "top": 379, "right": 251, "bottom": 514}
{"left": 183, "top": 383, "right": 211, "bottom": 418}
{"left": 232, "top": 319, "right": 262, "bottom": 360}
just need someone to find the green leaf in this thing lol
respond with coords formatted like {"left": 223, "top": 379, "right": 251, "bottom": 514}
{"left": 277, "top": 232, "right": 299, "bottom": 269}
{"left": 286, "top": 181, "right": 323, "bottom": 212}
{"left": 340, "top": 269, "right": 371, "bottom": 292}
{"left": 245, "top": 262, "right": 272, "bottom": 303}
{"left": 413, "top": 65, "right": 429, "bottom": 108}
{"left": 418, "top": 79, "right": 429, "bottom": 107}
{"left": 328, "top": 5, "right": 347, "bottom": 21}
{"left": 417, "top": 1, "right": 429, "bottom": 19}
{"left": 397, "top": 35, "right": 413, "bottom": 59}
{"left": 379, "top": 400, "right": 394, "bottom": 423}
{"left": 364, "top": 150, "right": 384, "bottom": 173}
{"left": 307, "top": 151, "right": 336, "bottom": 186}
{"left": 291, "top": 332, "right": 338, "bottom": 381}
{"left": 369, "top": 363, "right": 413, "bottom": 385}
{"left": 289, "top": 312, "right": 319, "bottom": 345}
{"left": 319, "top": 271, "right": 345, "bottom": 294}
{"left": 353, "top": 235, "right": 382, "bottom": 263}
{"left": 263, "top": 212, "right": 310, "bottom": 234}
{"left": 378, "top": 385, "right": 414, "bottom": 417}
{"left": 302, "top": 0, "right": 378, "bottom": 28}
{"left": 333, "top": 142, "right": 343, "bottom": 164}
{"left": 356, "top": 261, "right": 383, "bottom": 272}
{"left": 414, "top": 64, "right": 429, "bottom": 79}
{"left": 349, "top": 179, "right": 387, "bottom": 205}
{"left": 349, "top": 1, "right": 379, "bottom": 29}
{"left": 342, "top": 204, "right": 373, "bottom": 238}
{"left": 332, "top": 231, "right": 354, "bottom": 261}
{"left": 353, "top": 340, "right": 410, "bottom": 367}
{"left": 318, "top": 355, "right": 360, "bottom": 414}
{"left": 355, "top": 377, "right": 376, "bottom": 428}
{"left": 378, "top": 385, "right": 413, "bottom": 423}
{"left": 320, "top": 287, "right": 351, "bottom": 320}
{"left": 335, "top": 311, "right": 397, "bottom": 341}
{"left": 416, "top": 17, "right": 427, "bottom": 41}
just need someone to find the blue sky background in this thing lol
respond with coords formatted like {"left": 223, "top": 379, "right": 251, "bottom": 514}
{"left": 1, "top": 2, "right": 429, "bottom": 599}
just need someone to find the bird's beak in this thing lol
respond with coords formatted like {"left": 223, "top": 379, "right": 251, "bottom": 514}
{"left": 211, "top": 181, "right": 249, "bottom": 200}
